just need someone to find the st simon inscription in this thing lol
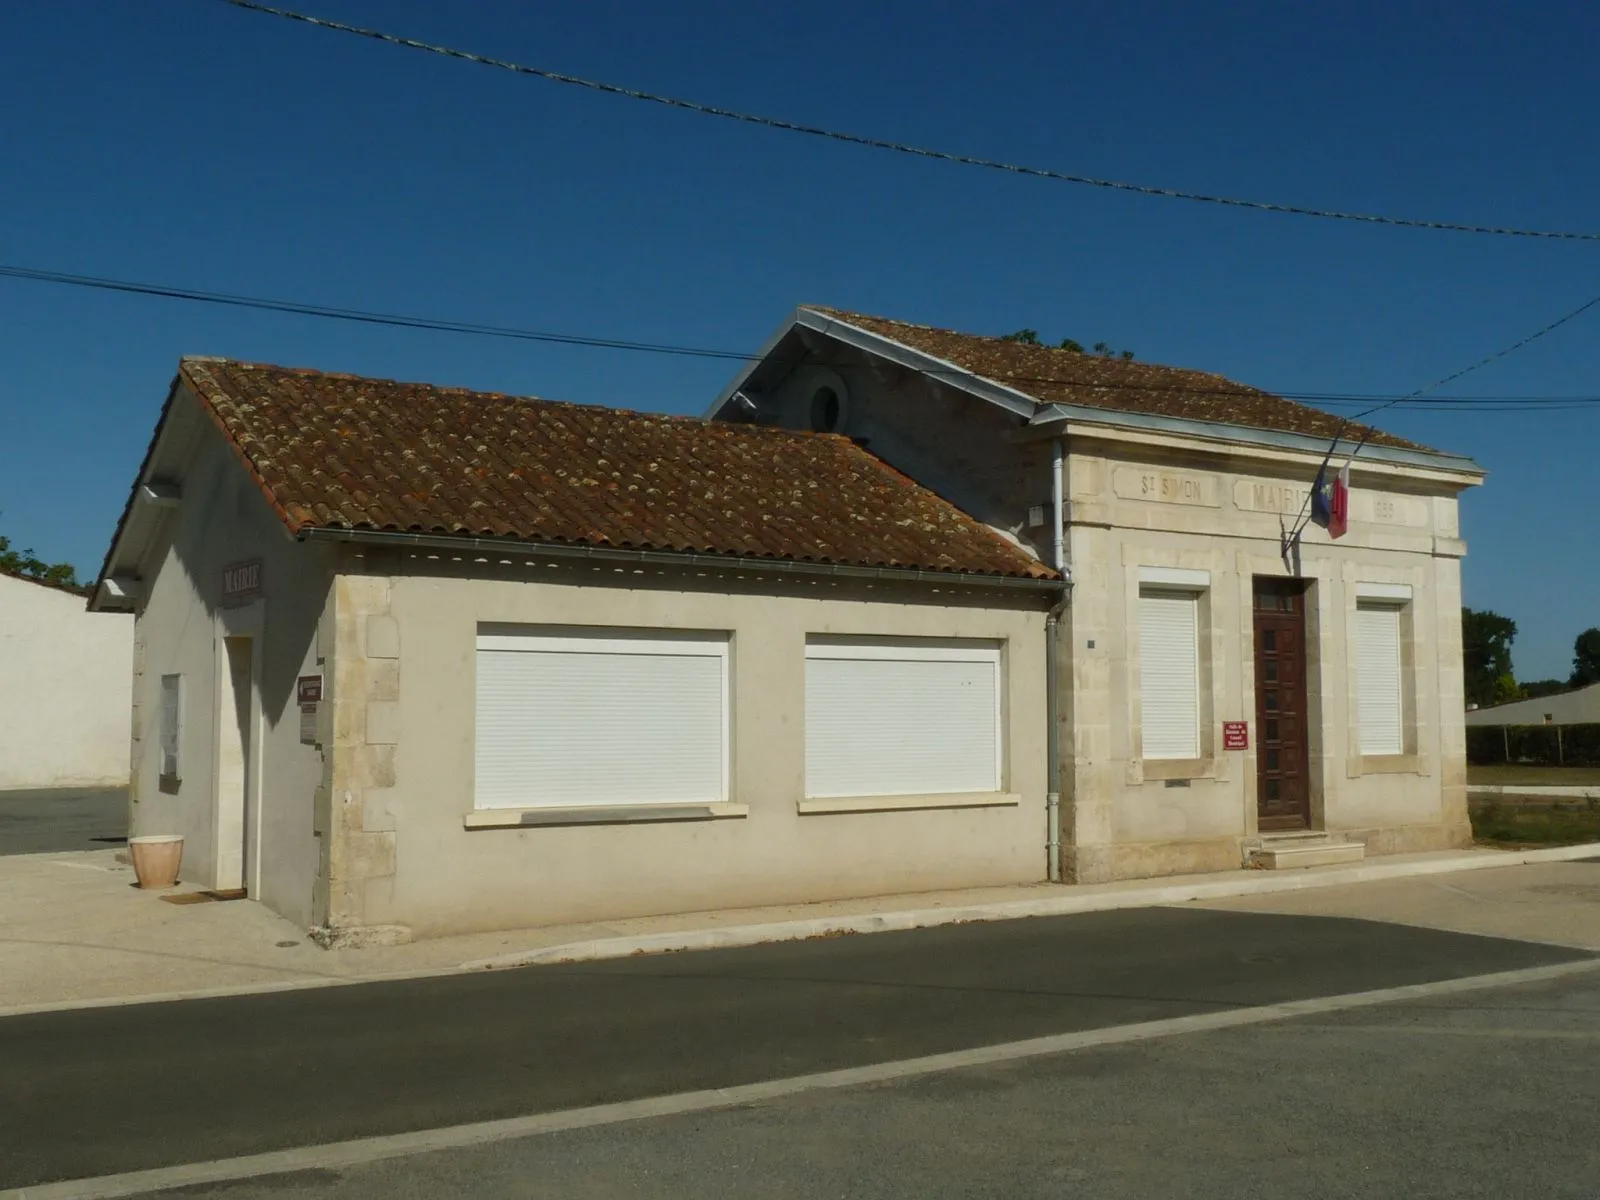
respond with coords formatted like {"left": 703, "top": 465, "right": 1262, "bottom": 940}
{"left": 1111, "top": 468, "right": 1220, "bottom": 507}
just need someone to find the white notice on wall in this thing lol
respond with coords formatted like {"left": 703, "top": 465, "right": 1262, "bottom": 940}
{"left": 300, "top": 704, "right": 318, "bottom": 746}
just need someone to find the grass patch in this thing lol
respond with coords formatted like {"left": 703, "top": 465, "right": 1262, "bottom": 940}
{"left": 1470, "top": 801, "right": 1600, "bottom": 848}
{"left": 1467, "top": 764, "right": 1600, "bottom": 787}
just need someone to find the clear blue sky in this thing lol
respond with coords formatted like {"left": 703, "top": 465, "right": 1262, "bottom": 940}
{"left": 3, "top": 0, "right": 1595, "bottom": 679}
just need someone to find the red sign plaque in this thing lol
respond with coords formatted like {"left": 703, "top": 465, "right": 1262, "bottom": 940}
{"left": 1223, "top": 721, "right": 1250, "bottom": 751}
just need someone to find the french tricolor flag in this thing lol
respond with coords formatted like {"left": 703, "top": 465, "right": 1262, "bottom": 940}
{"left": 1311, "top": 461, "right": 1350, "bottom": 539}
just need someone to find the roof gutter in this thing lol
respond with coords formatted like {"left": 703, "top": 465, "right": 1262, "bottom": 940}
{"left": 1029, "top": 403, "right": 1484, "bottom": 476}
{"left": 296, "top": 527, "right": 1063, "bottom": 593}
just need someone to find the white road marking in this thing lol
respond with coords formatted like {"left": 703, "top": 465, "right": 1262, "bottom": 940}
{"left": 1263, "top": 1023, "right": 1600, "bottom": 1040}
{"left": 7, "top": 955, "right": 1598, "bottom": 1200}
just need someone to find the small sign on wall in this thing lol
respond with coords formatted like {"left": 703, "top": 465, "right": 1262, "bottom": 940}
{"left": 1223, "top": 721, "right": 1250, "bottom": 751}
{"left": 221, "top": 559, "right": 264, "bottom": 607}
{"left": 297, "top": 674, "right": 323, "bottom": 746}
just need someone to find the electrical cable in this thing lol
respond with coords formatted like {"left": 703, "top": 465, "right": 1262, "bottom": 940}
{"left": 1283, "top": 287, "right": 1600, "bottom": 549}
{"left": 6, "top": 263, "right": 1598, "bottom": 422}
{"left": 212, "top": 0, "right": 1600, "bottom": 243}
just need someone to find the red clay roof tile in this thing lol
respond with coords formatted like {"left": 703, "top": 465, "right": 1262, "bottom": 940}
{"left": 806, "top": 307, "right": 1431, "bottom": 452}
{"left": 178, "top": 359, "right": 1054, "bottom": 581}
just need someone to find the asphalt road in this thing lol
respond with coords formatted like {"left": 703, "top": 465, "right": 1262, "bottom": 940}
{"left": 0, "top": 905, "right": 1590, "bottom": 1191}
{"left": 0, "top": 786, "right": 126, "bottom": 855}
{"left": 165, "top": 968, "right": 1600, "bottom": 1200}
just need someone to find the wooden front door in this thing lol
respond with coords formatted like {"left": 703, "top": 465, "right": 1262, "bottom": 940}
{"left": 1253, "top": 579, "right": 1312, "bottom": 831}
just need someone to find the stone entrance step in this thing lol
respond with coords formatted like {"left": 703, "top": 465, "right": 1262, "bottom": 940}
{"left": 1251, "top": 832, "right": 1366, "bottom": 870}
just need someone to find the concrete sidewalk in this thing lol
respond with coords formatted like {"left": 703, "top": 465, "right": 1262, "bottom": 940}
{"left": 2, "top": 842, "right": 1598, "bottom": 1017}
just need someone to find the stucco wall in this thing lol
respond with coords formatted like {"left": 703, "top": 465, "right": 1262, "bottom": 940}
{"left": 0, "top": 573, "right": 132, "bottom": 790}
{"left": 323, "top": 549, "right": 1051, "bottom": 940}
{"left": 1060, "top": 438, "right": 1473, "bottom": 881}
{"left": 126, "top": 392, "right": 331, "bottom": 924}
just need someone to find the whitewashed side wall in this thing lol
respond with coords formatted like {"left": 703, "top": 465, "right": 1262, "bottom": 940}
{"left": 0, "top": 573, "right": 132, "bottom": 790}
{"left": 126, "top": 391, "right": 332, "bottom": 924}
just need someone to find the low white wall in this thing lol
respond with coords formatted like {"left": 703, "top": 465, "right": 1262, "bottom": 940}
{"left": 0, "top": 573, "right": 132, "bottom": 790}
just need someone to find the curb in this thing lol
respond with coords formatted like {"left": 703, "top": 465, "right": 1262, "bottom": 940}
{"left": 7, "top": 843, "right": 1597, "bottom": 1020}
{"left": 1469, "top": 785, "right": 1600, "bottom": 800}
{"left": 461, "top": 841, "right": 1600, "bottom": 971}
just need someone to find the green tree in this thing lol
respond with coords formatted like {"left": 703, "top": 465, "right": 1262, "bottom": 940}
{"left": 1462, "top": 607, "right": 1517, "bottom": 708}
{"left": 1001, "top": 330, "right": 1134, "bottom": 359}
{"left": 1522, "top": 678, "right": 1570, "bottom": 699}
{"left": 1491, "top": 674, "right": 1522, "bottom": 704}
{"left": 0, "top": 528, "right": 80, "bottom": 589}
{"left": 1572, "top": 628, "right": 1600, "bottom": 687}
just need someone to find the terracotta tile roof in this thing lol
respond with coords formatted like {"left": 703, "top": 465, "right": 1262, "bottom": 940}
{"left": 805, "top": 307, "right": 1431, "bottom": 453}
{"left": 178, "top": 359, "right": 1055, "bottom": 581}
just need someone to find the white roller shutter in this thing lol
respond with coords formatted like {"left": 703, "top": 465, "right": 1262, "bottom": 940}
{"left": 1355, "top": 603, "right": 1405, "bottom": 755}
{"left": 474, "top": 629, "right": 728, "bottom": 809}
{"left": 1139, "top": 589, "right": 1200, "bottom": 760}
{"left": 805, "top": 640, "right": 1001, "bottom": 798}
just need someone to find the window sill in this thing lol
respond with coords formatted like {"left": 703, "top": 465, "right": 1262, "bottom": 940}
{"left": 1137, "top": 758, "right": 1215, "bottom": 783}
{"left": 464, "top": 802, "right": 748, "bottom": 829}
{"left": 798, "top": 792, "right": 1020, "bottom": 815}
{"left": 1348, "top": 754, "right": 1430, "bottom": 778}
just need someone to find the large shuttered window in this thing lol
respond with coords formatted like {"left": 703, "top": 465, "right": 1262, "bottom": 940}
{"left": 473, "top": 628, "right": 729, "bottom": 809}
{"left": 1139, "top": 589, "right": 1201, "bottom": 760}
{"left": 804, "top": 638, "right": 1001, "bottom": 798}
{"left": 1355, "top": 603, "right": 1405, "bottom": 755}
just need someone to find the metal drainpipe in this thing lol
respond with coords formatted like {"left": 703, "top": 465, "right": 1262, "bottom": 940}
{"left": 1046, "top": 437, "right": 1070, "bottom": 883}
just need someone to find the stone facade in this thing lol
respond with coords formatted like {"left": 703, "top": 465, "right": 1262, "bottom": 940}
{"left": 716, "top": 316, "right": 1483, "bottom": 883}
{"left": 1055, "top": 429, "right": 1474, "bottom": 881}
{"left": 315, "top": 562, "right": 404, "bottom": 946}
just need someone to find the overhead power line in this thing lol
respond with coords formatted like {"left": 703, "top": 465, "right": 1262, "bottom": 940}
{"left": 1284, "top": 284, "right": 1600, "bottom": 546}
{"left": 1344, "top": 288, "right": 1600, "bottom": 426}
{"left": 0, "top": 264, "right": 740, "bottom": 360}
{"left": 213, "top": 0, "right": 1600, "bottom": 244}
{"left": 5, "top": 263, "right": 1599, "bottom": 418}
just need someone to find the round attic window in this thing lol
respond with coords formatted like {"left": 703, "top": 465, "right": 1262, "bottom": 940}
{"left": 810, "top": 386, "right": 842, "bottom": 432}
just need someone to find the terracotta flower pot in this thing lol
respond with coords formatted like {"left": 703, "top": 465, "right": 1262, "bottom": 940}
{"left": 129, "top": 835, "right": 184, "bottom": 889}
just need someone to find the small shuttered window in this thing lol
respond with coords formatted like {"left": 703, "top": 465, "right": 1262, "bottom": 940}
{"left": 1355, "top": 603, "right": 1405, "bottom": 755}
{"left": 1139, "top": 589, "right": 1201, "bottom": 760}
{"left": 805, "top": 639, "right": 1001, "bottom": 798}
{"left": 159, "top": 674, "right": 182, "bottom": 779}
{"left": 474, "top": 629, "right": 729, "bottom": 809}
